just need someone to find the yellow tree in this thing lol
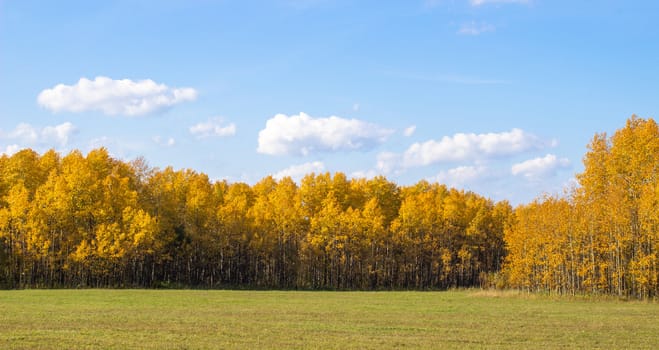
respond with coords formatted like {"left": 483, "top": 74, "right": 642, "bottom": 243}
{"left": 503, "top": 201, "right": 541, "bottom": 291}
{"left": 506, "top": 116, "right": 659, "bottom": 297}
{"left": 364, "top": 176, "right": 401, "bottom": 229}
{"left": 638, "top": 178, "right": 659, "bottom": 296}
{"left": 0, "top": 183, "right": 31, "bottom": 287}
{"left": 249, "top": 175, "right": 280, "bottom": 286}
{"left": 359, "top": 197, "right": 387, "bottom": 288}
{"left": 183, "top": 171, "right": 218, "bottom": 286}
{"left": 575, "top": 116, "right": 659, "bottom": 296}
{"left": 574, "top": 132, "right": 612, "bottom": 293}
{"left": 308, "top": 191, "right": 344, "bottom": 288}
{"left": 264, "top": 177, "right": 305, "bottom": 287}
{"left": 607, "top": 116, "right": 659, "bottom": 297}
{"left": 2, "top": 149, "right": 47, "bottom": 199}
{"left": 216, "top": 182, "right": 254, "bottom": 285}
{"left": 392, "top": 183, "right": 446, "bottom": 288}
{"left": 299, "top": 172, "right": 331, "bottom": 218}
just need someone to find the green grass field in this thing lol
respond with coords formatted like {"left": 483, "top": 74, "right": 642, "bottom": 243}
{"left": 1, "top": 289, "right": 658, "bottom": 349}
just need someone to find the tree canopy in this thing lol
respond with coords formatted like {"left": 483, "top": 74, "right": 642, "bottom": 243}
{"left": 0, "top": 148, "right": 508, "bottom": 289}
{"left": 1, "top": 115, "right": 657, "bottom": 298}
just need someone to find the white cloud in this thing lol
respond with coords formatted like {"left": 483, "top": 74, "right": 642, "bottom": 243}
{"left": 38, "top": 76, "right": 197, "bottom": 116}
{"left": 403, "top": 128, "right": 541, "bottom": 168}
{"left": 8, "top": 123, "right": 39, "bottom": 143}
{"left": 511, "top": 154, "right": 570, "bottom": 179}
{"left": 272, "top": 161, "right": 325, "bottom": 181}
{"left": 1, "top": 144, "right": 20, "bottom": 156}
{"left": 352, "top": 152, "right": 403, "bottom": 179}
{"left": 458, "top": 22, "right": 496, "bottom": 35}
{"left": 550, "top": 138, "right": 559, "bottom": 147}
{"left": 153, "top": 136, "right": 176, "bottom": 147}
{"left": 42, "top": 122, "right": 76, "bottom": 146}
{"left": 2, "top": 122, "right": 77, "bottom": 150}
{"left": 376, "top": 152, "right": 401, "bottom": 174}
{"left": 351, "top": 169, "right": 380, "bottom": 179}
{"left": 86, "top": 136, "right": 144, "bottom": 160}
{"left": 433, "top": 165, "right": 488, "bottom": 187}
{"left": 89, "top": 136, "right": 113, "bottom": 150}
{"left": 470, "top": 0, "right": 529, "bottom": 6}
{"left": 403, "top": 125, "right": 417, "bottom": 137}
{"left": 189, "top": 118, "right": 237, "bottom": 138}
{"left": 257, "top": 112, "right": 393, "bottom": 156}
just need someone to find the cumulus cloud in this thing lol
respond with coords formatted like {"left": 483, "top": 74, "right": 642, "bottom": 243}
{"left": 42, "top": 122, "right": 77, "bottom": 146}
{"left": 376, "top": 152, "right": 401, "bottom": 174}
{"left": 403, "top": 125, "right": 417, "bottom": 137}
{"left": 433, "top": 165, "right": 488, "bottom": 187}
{"left": 38, "top": 76, "right": 197, "bottom": 116}
{"left": 470, "top": 0, "right": 529, "bottom": 6}
{"left": 8, "top": 123, "right": 39, "bottom": 142}
{"left": 351, "top": 152, "right": 404, "bottom": 179}
{"left": 272, "top": 161, "right": 325, "bottom": 181}
{"left": 189, "top": 118, "right": 237, "bottom": 138}
{"left": 511, "top": 154, "right": 570, "bottom": 179}
{"left": 257, "top": 112, "right": 393, "bottom": 156}
{"left": 403, "top": 128, "right": 542, "bottom": 168}
{"left": 1, "top": 122, "right": 76, "bottom": 156}
{"left": 458, "top": 22, "right": 496, "bottom": 35}
{"left": 1, "top": 122, "right": 77, "bottom": 151}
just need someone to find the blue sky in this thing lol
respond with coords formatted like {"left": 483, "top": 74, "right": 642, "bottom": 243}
{"left": 1, "top": 0, "right": 658, "bottom": 204}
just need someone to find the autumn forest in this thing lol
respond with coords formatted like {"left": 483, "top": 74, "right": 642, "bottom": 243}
{"left": 0, "top": 116, "right": 657, "bottom": 298}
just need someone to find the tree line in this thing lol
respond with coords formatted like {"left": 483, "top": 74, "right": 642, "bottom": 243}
{"left": 1, "top": 115, "right": 657, "bottom": 297}
{"left": 0, "top": 148, "right": 510, "bottom": 289}
{"left": 504, "top": 116, "right": 659, "bottom": 298}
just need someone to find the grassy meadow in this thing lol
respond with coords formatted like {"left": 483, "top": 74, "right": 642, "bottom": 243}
{"left": 1, "top": 289, "right": 658, "bottom": 349}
